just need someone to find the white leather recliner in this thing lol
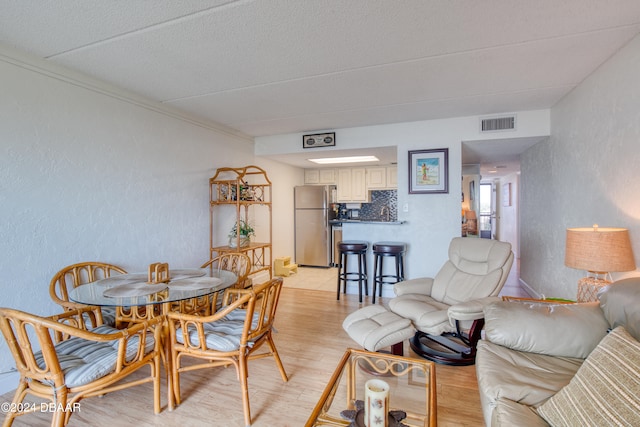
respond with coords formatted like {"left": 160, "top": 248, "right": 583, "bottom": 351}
{"left": 389, "top": 237, "right": 514, "bottom": 365}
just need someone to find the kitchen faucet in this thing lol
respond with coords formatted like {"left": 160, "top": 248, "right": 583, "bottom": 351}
{"left": 380, "top": 206, "right": 390, "bottom": 222}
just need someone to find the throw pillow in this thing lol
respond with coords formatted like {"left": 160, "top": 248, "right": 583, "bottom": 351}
{"left": 537, "top": 326, "right": 640, "bottom": 427}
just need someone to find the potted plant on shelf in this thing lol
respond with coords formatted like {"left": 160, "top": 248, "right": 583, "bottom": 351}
{"left": 228, "top": 220, "right": 255, "bottom": 248}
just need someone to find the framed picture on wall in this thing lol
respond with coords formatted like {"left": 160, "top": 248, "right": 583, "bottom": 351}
{"left": 408, "top": 148, "right": 449, "bottom": 194}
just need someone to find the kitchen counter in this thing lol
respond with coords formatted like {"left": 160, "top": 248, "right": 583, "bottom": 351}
{"left": 330, "top": 219, "right": 407, "bottom": 225}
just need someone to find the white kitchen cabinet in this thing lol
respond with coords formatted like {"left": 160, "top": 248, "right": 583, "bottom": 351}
{"left": 366, "top": 167, "right": 386, "bottom": 189}
{"left": 386, "top": 165, "right": 398, "bottom": 188}
{"left": 366, "top": 166, "right": 398, "bottom": 189}
{"left": 337, "top": 168, "right": 369, "bottom": 202}
{"left": 304, "top": 169, "right": 320, "bottom": 184}
{"left": 304, "top": 168, "right": 336, "bottom": 185}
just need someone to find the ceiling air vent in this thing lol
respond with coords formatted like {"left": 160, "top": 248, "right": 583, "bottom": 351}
{"left": 480, "top": 115, "right": 516, "bottom": 133}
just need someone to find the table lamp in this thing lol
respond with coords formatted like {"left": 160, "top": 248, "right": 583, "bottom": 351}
{"left": 565, "top": 224, "right": 636, "bottom": 302}
{"left": 464, "top": 210, "right": 477, "bottom": 235}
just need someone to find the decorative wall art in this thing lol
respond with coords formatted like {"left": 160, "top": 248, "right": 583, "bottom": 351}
{"left": 408, "top": 148, "right": 449, "bottom": 194}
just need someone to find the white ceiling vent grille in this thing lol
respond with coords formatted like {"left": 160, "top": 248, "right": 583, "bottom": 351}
{"left": 480, "top": 115, "right": 516, "bottom": 132}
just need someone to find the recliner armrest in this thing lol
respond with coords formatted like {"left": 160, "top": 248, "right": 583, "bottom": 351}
{"left": 448, "top": 296, "right": 501, "bottom": 322}
{"left": 484, "top": 300, "right": 609, "bottom": 358}
{"left": 393, "top": 277, "right": 434, "bottom": 296}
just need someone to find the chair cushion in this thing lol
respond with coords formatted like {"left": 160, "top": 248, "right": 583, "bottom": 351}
{"left": 431, "top": 238, "right": 512, "bottom": 305}
{"left": 175, "top": 309, "right": 259, "bottom": 352}
{"left": 35, "top": 325, "right": 155, "bottom": 388}
{"left": 100, "top": 307, "right": 116, "bottom": 327}
{"left": 342, "top": 305, "right": 414, "bottom": 352}
{"left": 388, "top": 294, "right": 451, "bottom": 335}
{"left": 537, "top": 326, "right": 640, "bottom": 426}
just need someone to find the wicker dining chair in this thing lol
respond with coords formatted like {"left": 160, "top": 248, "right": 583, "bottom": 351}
{"left": 49, "top": 262, "right": 127, "bottom": 326}
{"left": 176, "top": 252, "right": 253, "bottom": 316}
{"left": 201, "top": 253, "right": 252, "bottom": 289}
{"left": 167, "top": 277, "right": 288, "bottom": 426}
{"left": 0, "top": 305, "right": 163, "bottom": 427}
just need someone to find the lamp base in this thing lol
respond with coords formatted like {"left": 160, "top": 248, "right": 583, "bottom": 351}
{"left": 577, "top": 277, "right": 612, "bottom": 303}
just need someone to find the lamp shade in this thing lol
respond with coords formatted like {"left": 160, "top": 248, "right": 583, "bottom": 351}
{"left": 465, "top": 210, "right": 477, "bottom": 220}
{"left": 565, "top": 225, "right": 636, "bottom": 273}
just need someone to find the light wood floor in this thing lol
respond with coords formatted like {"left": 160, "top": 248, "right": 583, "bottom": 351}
{"left": 2, "top": 291, "right": 481, "bottom": 426}
{"left": 3, "top": 266, "right": 527, "bottom": 426}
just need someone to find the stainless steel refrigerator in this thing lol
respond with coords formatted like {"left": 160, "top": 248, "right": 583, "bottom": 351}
{"left": 294, "top": 185, "right": 336, "bottom": 267}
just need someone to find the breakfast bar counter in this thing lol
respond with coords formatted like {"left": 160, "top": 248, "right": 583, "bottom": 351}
{"left": 333, "top": 220, "right": 410, "bottom": 300}
{"left": 330, "top": 220, "right": 407, "bottom": 225}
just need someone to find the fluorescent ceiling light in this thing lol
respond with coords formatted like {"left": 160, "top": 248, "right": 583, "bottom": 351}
{"left": 308, "top": 155, "right": 379, "bottom": 165}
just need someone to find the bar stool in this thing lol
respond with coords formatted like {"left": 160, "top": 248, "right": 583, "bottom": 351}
{"left": 372, "top": 241, "right": 407, "bottom": 303}
{"left": 336, "top": 240, "right": 369, "bottom": 303}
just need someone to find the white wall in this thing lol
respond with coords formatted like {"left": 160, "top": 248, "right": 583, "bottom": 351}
{"left": 253, "top": 157, "right": 305, "bottom": 261}
{"left": 257, "top": 111, "right": 550, "bottom": 282}
{"left": 520, "top": 34, "right": 640, "bottom": 299}
{"left": 0, "top": 46, "right": 302, "bottom": 390}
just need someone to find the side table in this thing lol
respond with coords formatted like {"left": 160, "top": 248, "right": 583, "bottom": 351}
{"left": 501, "top": 296, "right": 575, "bottom": 304}
{"left": 305, "top": 348, "right": 437, "bottom": 427}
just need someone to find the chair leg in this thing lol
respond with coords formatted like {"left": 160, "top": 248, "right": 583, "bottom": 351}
{"left": 343, "top": 254, "right": 349, "bottom": 295}
{"left": 266, "top": 333, "right": 289, "bottom": 382}
{"left": 336, "top": 252, "right": 345, "bottom": 300}
{"left": 391, "top": 341, "right": 404, "bottom": 356}
{"left": 372, "top": 254, "right": 379, "bottom": 304}
{"left": 336, "top": 256, "right": 341, "bottom": 301}
{"left": 357, "top": 254, "right": 363, "bottom": 303}
{"left": 53, "top": 389, "right": 68, "bottom": 427}
{"left": 363, "top": 252, "right": 368, "bottom": 296}
{"left": 153, "top": 353, "right": 161, "bottom": 414}
{"left": 171, "top": 352, "right": 182, "bottom": 407}
{"left": 3, "top": 382, "right": 27, "bottom": 427}
{"left": 239, "top": 354, "right": 251, "bottom": 427}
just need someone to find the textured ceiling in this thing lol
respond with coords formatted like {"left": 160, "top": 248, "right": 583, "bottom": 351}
{"left": 2, "top": 1, "right": 640, "bottom": 173}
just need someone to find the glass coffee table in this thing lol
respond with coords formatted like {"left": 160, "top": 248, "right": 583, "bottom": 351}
{"left": 305, "top": 348, "right": 437, "bottom": 427}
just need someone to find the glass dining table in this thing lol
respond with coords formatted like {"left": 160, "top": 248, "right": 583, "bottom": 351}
{"left": 69, "top": 268, "right": 238, "bottom": 309}
{"left": 69, "top": 267, "right": 238, "bottom": 410}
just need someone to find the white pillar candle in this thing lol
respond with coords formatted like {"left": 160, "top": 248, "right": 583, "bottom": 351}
{"left": 364, "top": 379, "right": 389, "bottom": 427}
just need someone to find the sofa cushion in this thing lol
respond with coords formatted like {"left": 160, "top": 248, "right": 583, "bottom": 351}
{"left": 598, "top": 277, "right": 640, "bottom": 341}
{"left": 484, "top": 300, "right": 609, "bottom": 358}
{"left": 476, "top": 339, "right": 583, "bottom": 426}
{"left": 537, "top": 326, "right": 640, "bottom": 427}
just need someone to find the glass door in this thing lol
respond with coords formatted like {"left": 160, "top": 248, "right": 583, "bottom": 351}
{"left": 479, "top": 183, "right": 494, "bottom": 239}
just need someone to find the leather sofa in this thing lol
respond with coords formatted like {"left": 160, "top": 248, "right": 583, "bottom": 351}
{"left": 476, "top": 277, "right": 640, "bottom": 426}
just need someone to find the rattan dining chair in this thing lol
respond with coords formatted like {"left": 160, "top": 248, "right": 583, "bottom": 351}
{"left": 201, "top": 252, "right": 252, "bottom": 289}
{"left": 49, "top": 262, "right": 127, "bottom": 326}
{"left": 179, "top": 252, "right": 253, "bottom": 315}
{"left": 0, "top": 305, "right": 163, "bottom": 427}
{"left": 167, "top": 277, "right": 288, "bottom": 426}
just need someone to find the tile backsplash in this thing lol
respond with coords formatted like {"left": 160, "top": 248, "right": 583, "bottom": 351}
{"left": 339, "top": 190, "right": 397, "bottom": 221}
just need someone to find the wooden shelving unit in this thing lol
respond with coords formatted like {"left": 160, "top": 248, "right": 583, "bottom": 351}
{"left": 209, "top": 165, "right": 272, "bottom": 282}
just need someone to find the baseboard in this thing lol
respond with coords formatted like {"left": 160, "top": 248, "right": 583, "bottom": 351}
{"left": 518, "top": 278, "right": 541, "bottom": 299}
{"left": 0, "top": 371, "right": 18, "bottom": 395}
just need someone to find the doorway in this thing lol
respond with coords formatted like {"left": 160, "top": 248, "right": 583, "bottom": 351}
{"left": 479, "top": 183, "right": 495, "bottom": 239}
